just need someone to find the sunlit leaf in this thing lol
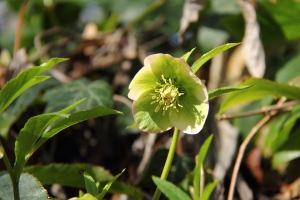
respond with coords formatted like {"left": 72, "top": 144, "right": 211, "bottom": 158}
{"left": 97, "top": 169, "right": 125, "bottom": 199}
{"left": 218, "top": 78, "right": 300, "bottom": 115}
{"left": 152, "top": 176, "right": 192, "bottom": 200}
{"left": 199, "top": 178, "right": 219, "bottom": 200}
{"left": 181, "top": 48, "right": 196, "bottom": 62}
{"left": 0, "top": 58, "right": 67, "bottom": 114}
{"left": 208, "top": 85, "right": 251, "bottom": 100}
{"left": 194, "top": 134, "right": 214, "bottom": 199}
{"left": 272, "top": 151, "right": 300, "bottom": 168}
{"left": 0, "top": 172, "right": 48, "bottom": 200}
{"left": 191, "top": 43, "right": 240, "bottom": 73}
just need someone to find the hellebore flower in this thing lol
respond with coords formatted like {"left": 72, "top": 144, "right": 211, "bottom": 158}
{"left": 128, "top": 54, "right": 209, "bottom": 134}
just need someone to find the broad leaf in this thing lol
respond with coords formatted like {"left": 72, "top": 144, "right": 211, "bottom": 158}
{"left": 199, "top": 179, "right": 219, "bottom": 200}
{"left": 218, "top": 78, "right": 300, "bottom": 114}
{"left": 0, "top": 58, "right": 67, "bottom": 114}
{"left": 191, "top": 43, "right": 240, "bottom": 73}
{"left": 194, "top": 134, "right": 214, "bottom": 199}
{"left": 97, "top": 169, "right": 125, "bottom": 199}
{"left": 152, "top": 176, "right": 192, "bottom": 200}
{"left": 0, "top": 172, "right": 48, "bottom": 200}
{"left": 272, "top": 151, "right": 300, "bottom": 168}
{"left": 275, "top": 53, "right": 300, "bottom": 84}
{"left": 24, "top": 164, "right": 141, "bottom": 198}
{"left": 14, "top": 99, "right": 85, "bottom": 180}
{"left": 83, "top": 172, "right": 99, "bottom": 196}
{"left": 33, "top": 106, "right": 122, "bottom": 151}
{"left": 181, "top": 48, "right": 196, "bottom": 62}
{"left": 43, "top": 78, "right": 113, "bottom": 113}
{"left": 74, "top": 193, "right": 98, "bottom": 200}
{"left": 208, "top": 85, "right": 251, "bottom": 100}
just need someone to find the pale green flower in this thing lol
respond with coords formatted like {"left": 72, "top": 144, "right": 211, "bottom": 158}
{"left": 128, "top": 54, "right": 209, "bottom": 134}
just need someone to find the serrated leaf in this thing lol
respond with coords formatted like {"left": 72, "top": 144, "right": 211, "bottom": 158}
{"left": 43, "top": 78, "right": 113, "bottom": 113}
{"left": 24, "top": 164, "right": 112, "bottom": 188}
{"left": 199, "top": 179, "right": 219, "bottom": 200}
{"left": 0, "top": 172, "right": 48, "bottom": 200}
{"left": 194, "top": 134, "right": 214, "bottom": 200}
{"left": 24, "top": 164, "right": 142, "bottom": 198}
{"left": 97, "top": 169, "right": 125, "bottom": 199}
{"left": 181, "top": 48, "right": 196, "bottom": 62}
{"left": 83, "top": 172, "right": 99, "bottom": 196}
{"left": 14, "top": 99, "right": 85, "bottom": 180}
{"left": 0, "top": 58, "right": 67, "bottom": 114}
{"left": 191, "top": 43, "right": 240, "bottom": 73}
{"left": 208, "top": 85, "right": 251, "bottom": 100}
{"left": 272, "top": 151, "right": 300, "bottom": 168}
{"left": 219, "top": 78, "right": 300, "bottom": 114}
{"left": 152, "top": 176, "right": 192, "bottom": 200}
{"left": 33, "top": 106, "right": 122, "bottom": 151}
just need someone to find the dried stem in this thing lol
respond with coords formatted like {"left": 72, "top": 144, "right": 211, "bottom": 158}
{"left": 14, "top": 0, "right": 29, "bottom": 54}
{"left": 218, "top": 100, "right": 298, "bottom": 120}
{"left": 227, "top": 97, "right": 286, "bottom": 200}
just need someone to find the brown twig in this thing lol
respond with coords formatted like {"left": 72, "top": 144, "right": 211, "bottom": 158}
{"left": 14, "top": 0, "right": 29, "bottom": 54}
{"left": 227, "top": 97, "right": 286, "bottom": 200}
{"left": 218, "top": 100, "right": 299, "bottom": 120}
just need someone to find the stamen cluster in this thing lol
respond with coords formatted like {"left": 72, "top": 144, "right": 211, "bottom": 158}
{"left": 151, "top": 75, "right": 184, "bottom": 115}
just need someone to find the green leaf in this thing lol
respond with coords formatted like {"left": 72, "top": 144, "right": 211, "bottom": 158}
{"left": 75, "top": 193, "right": 98, "bottom": 200}
{"left": 84, "top": 172, "right": 99, "bottom": 197}
{"left": 275, "top": 53, "right": 300, "bottom": 84}
{"left": 0, "top": 143, "right": 4, "bottom": 159}
{"left": 181, "top": 48, "right": 196, "bottom": 62}
{"left": 218, "top": 78, "right": 300, "bottom": 115}
{"left": 194, "top": 134, "right": 214, "bottom": 200}
{"left": 152, "top": 176, "right": 192, "bottom": 200}
{"left": 0, "top": 172, "right": 48, "bottom": 200}
{"left": 43, "top": 78, "right": 113, "bottom": 113}
{"left": 97, "top": 169, "right": 125, "bottom": 199}
{"left": 14, "top": 99, "right": 85, "bottom": 180}
{"left": 24, "top": 164, "right": 112, "bottom": 188}
{"left": 272, "top": 151, "right": 300, "bottom": 168}
{"left": 0, "top": 58, "right": 67, "bottom": 114}
{"left": 191, "top": 43, "right": 240, "bottom": 73}
{"left": 33, "top": 106, "right": 122, "bottom": 151}
{"left": 208, "top": 85, "right": 251, "bottom": 100}
{"left": 199, "top": 179, "right": 219, "bottom": 200}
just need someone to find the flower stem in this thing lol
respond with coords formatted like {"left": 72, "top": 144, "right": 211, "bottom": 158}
{"left": 153, "top": 128, "right": 180, "bottom": 200}
{"left": 0, "top": 140, "right": 19, "bottom": 200}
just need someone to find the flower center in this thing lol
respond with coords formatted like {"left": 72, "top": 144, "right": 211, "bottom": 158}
{"left": 151, "top": 75, "right": 185, "bottom": 115}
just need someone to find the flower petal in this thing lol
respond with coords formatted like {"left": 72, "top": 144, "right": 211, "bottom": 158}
{"left": 132, "top": 90, "right": 173, "bottom": 133}
{"left": 128, "top": 64, "right": 158, "bottom": 100}
{"left": 145, "top": 54, "right": 208, "bottom": 102}
{"left": 169, "top": 94, "right": 209, "bottom": 134}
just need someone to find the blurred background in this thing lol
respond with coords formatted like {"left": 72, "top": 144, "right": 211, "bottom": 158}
{"left": 0, "top": 0, "right": 300, "bottom": 199}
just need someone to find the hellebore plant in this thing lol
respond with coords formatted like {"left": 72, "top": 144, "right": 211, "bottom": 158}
{"left": 128, "top": 54, "right": 209, "bottom": 134}
{"left": 128, "top": 53, "right": 209, "bottom": 199}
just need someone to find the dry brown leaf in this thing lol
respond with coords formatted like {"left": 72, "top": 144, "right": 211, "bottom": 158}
{"left": 239, "top": 0, "right": 266, "bottom": 78}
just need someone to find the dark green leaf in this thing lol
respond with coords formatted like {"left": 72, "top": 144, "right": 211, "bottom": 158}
{"left": 191, "top": 43, "right": 240, "bottom": 73}
{"left": 275, "top": 53, "right": 300, "bottom": 83}
{"left": 0, "top": 58, "right": 67, "bottom": 114}
{"left": 152, "top": 176, "right": 192, "bottom": 200}
{"left": 208, "top": 85, "right": 251, "bottom": 100}
{"left": 0, "top": 172, "right": 48, "bottom": 200}
{"left": 43, "top": 78, "right": 113, "bottom": 113}
{"left": 33, "top": 106, "right": 122, "bottom": 151}
{"left": 218, "top": 78, "right": 300, "bottom": 114}
{"left": 84, "top": 172, "right": 99, "bottom": 196}
{"left": 97, "top": 169, "right": 125, "bottom": 199}
{"left": 194, "top": 134, "right": 214, "bottom": 200}
{"left": 14, "top": 99, "right": 84, "bottom": 180}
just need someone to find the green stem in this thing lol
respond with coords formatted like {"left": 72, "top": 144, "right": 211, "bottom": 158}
{"left": 0, "top": 140, "right": 19, "bottom": 200}
{"left": 153, "top": 128, "right": 180, "bottom": 200}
